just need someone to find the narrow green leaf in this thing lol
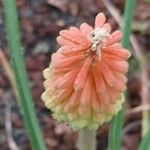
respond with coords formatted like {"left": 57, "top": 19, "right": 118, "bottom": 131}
{"left": 121, "top": 0, "right": 136, "bottom": 48}
{"left": 139, "top": 129, "right": 150, "bottom": 150}
{"left": 3, "top": 0, "right": 47, "bottom": 149}
{"left": 108, "top": 0, "right": 136, "bottom": 150}
{"left": 108, "top": 105, "right": 124, "bottom": 150}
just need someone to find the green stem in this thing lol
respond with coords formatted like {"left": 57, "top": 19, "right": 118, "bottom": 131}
{"left": 78, "top": 129, "right": 96, "bottom": 150}
{"left": 142, "top": 110, "right": 150, "bottom": 136}
{"left": 139, "top": 128, "right": 150, "bottom": 150}
{"left": 121, "top": 0, "right": 136, "bottom": 48}
{"left": 3, "top": 0, "right": 47, "bottom": 150}
{"left": 108, "top": 0, "right": 136, "bottom": 150}
{"left": 141, "top": 65, "right": 150, "bottom": 136}
{"left": 108, "top": 105, "right": 124, "bottom": 150}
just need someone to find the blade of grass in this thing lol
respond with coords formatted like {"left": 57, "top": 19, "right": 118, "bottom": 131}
{"left": 108, "top": 104, "right": 124, "bottom": 150}
{"left": 121, "top": 0, "right": 136, "bottom": 48}
{"left": 139, "top": 129, "right": 150, "bottom": 150}
{"left": 108, "top": 0, "right": 136, "bottom": 150}
{"left": 3, "top": 0, "right": 47, "bottom": 149}
{"left": 0, "top": 49, "right": 19, "bottom": 100}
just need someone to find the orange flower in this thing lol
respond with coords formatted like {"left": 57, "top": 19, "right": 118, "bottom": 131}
{"left": 41, "top": 13, "right": 131, "bottom": 130}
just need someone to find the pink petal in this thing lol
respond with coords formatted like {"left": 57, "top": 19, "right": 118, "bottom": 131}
{"left": 60, "top": 30, "right": 90, "bottom": 45}
{"left": 104, "top": 46, "right": 131, "bottom": 59}
{"left": 113, "top": 72, "right": 127, "bottom": 83}
{"left": 106, "top": 30, "right": 122, "bottom": 45}
{"left": 99, "top": 63, "right": 115, "bottom": 87}
{"left": 69, "top": 27, "right": 82, "bottom": 35}
{"left": 80, "top": 74, "right": 91, "bottom": 106}
{"left": 64, "top": 91, "right": 81, "bottom": 112}
{"left": 99, "top": 91, "right": 110, "bottom": 105}
{"left": 80, "top": 23, "right": 93, "bottom": 36}
{"left": 102, "top": 52, "right": 123, "bottom": 61}
{"left": 74, "top": 58, "right": 92, "bottom": 90}
{"left": 92, "top": 65, "right": 106, "bottom": 95}
{"left": 95, "top": 13, "right": 106, "bottom": 28}
{"left": 53, "top": 53, "right": 84, "bottom": 69}
{"left": 91, "top": 85, "right": 101, "bottom": 112}
{"left": 114, "top": 79, "right": 126, "bottom": 92}
{"left": 104, "top": 59, "right": 129, "bottom": 73}
{"left": 57, "top": 86, "right": 73, "bottom": 100}
{"left": 58, "top": 45, "right": 86, "bottom": 55}
{"left": 108, "top": 88, "right": 120, "bottom": 104}
{"left": 55, "top": 69, "right": 79, "bottom": 88}
{"left": 102, "top": 23, "right": 111, "bottom": 33}
{"left": 56, "top": 36, "right": 75, "bottom": 46}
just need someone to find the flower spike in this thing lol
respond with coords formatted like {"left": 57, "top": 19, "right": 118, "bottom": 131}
{"left": 41, "top": 13, "right": 131, "bottom": 130}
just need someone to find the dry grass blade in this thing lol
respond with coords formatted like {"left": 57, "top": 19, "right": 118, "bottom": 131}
{"left": 126, "top": 105, "right": 150, "bottom": 116}
{"left": 3, "top": 92, "right": 19, "bottom": 150}
{"left": 0, "top": 49, "right": 19, "bottom": 100}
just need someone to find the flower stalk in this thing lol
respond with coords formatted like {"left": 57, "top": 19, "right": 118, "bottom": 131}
{"left": 78, "top": 129, "right": 96, "bottom": 150}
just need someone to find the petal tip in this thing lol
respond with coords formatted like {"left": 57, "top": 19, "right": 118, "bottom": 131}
{"left": 95, "top": 12, "right": 106, "bottom": 27}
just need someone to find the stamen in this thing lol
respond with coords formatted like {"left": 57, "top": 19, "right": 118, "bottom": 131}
{"left": 88, "top": 27, "right": 111, "bottom": 59}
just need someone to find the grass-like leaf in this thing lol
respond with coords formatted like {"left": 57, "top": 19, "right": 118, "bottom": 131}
{"left": 108, "top": 105, "right": 124, "bottom": 150}
{"left": 108, "top": 0, "right": 136, "bottom": 150}
{"left": 139, "top": 129, "right": 150, "bottom": 150}
{"left": 3, "top": 0, "right": 47, "bottom": 149}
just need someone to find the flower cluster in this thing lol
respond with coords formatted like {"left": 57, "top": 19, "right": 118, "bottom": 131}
{"left": 41, "top": 13, "right": 131, "bottom": 130}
